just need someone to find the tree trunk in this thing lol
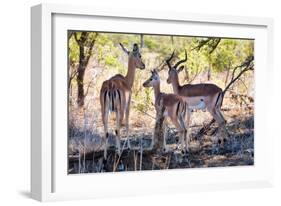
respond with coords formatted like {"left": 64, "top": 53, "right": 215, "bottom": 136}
{"left": 207, "top": 69, "right": 211, "bottom": 81}
{"left": 171, "top": 36, "right": 174, "bottom": 45}
{"left": 77, "top": 41, "right": 86, "bottom": 107}
{"left": 72, "top": 32, "right": 98, "bottom": 107}
{"left": 77, "top": 65, "right": 86, "bottom": 107}
{"left": 140, "top": 34, "right": 144, "bottom": 48}
{"left": 207, "top": 63, "right": 211, "bottom": 81}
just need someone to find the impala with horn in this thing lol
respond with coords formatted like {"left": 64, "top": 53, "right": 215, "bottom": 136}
{"left": 143, "top": 69, "right": 191, "bottom": 152}
{"left": 100, "top": 43, "right": 145, "bottom": 159}
{"left": 166, "top": 50, "right": 227, "bottom": 143}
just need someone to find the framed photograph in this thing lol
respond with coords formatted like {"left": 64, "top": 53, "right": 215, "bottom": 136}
{"left": 31, "top": 3, "right": 274, "bottom": 201}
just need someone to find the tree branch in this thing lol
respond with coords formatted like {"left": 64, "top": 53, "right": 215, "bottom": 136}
{"left": 191, "top": 39, "right": 211, "bottom": 51}
{"left": 209, "top": 38, "right": 221, "bottom": 54}
{"left": 85, "top": 32, "right": 99, "bottom": 63}
{"left": 68, "top": 69, "right": 79, "bottom": 90}
{"left": 223, "top": 56, "right": 254, "bottom": 95}
{"left": 191, "top": 38, "right": 221, "bottom": 53}
{"left": 187, "top": 67, "right": 201, "bottom": 83}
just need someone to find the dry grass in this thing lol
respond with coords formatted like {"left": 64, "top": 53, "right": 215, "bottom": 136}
{"left": 68, "top": 94, "right": 254, "bottom": 173}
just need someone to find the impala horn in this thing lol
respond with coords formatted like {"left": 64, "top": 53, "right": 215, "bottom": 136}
{"left": 174, "top": 49, "right": 187, "bottom": 69}
{"left": 166, "top": 50, "right": 175, "bottom": 70}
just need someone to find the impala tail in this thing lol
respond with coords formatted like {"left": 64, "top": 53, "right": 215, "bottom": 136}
{"left": 215, "top": 91, "right": 224, "bottom": 109}
{"left": 176, "top": 100, "right": 188, "bottom": 120}
{"left": 100, "top": 85, "right": 122, "bottom": 159}
{"left": 103, "top": 86, "right": 122, "bottom": 114}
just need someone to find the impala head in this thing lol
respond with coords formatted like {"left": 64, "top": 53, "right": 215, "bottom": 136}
{"left": 166, "top": 50, "right": 187, "bottom": 84}
{"left": 143, "top": 69, "right": 160, "bottom": 87}
{"left": 119, "top": 43, "right": 145, "bottom": 70}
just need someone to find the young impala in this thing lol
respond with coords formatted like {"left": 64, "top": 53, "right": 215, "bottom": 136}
{"left": 100, "top": 43, "right": 145, "bottom": 159}
{"left": 143, "top": 69, "right": 190, "bottom": 152}
{"left": 166, "top": 51, "right": 227, "bottom": 143}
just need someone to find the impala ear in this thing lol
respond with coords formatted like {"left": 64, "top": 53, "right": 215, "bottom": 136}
{"left": 119, "top": 43, "right": 129, "bottom": 55}
{"left": 177, "top": 65, "right": 184, "bottom": 73}
{"left": 132, "top": 43, "right": 139, "bottom": 54}
{"left": 151, "top": 69, "right": 158, "bottom": 77}
{"left": 154, "top": 69, "right": 160, "bottom": 79}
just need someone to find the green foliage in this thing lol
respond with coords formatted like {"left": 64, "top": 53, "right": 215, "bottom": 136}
{"left": 68, "top": 31, "right": 254, "bottom": 112}
{"left": 197, "top": 38, "right": 254, "bottom": 73}
{"left": 69, "top": 35, "right": 79, "bottom": 63}
{"left": 133, "top": 87, "right": 153, "bottom": 113}
{"left": 144, "top": 37, "right": 158, "bottom": 50}
{"left": 104, "top": 54, "right": 119, "bottom": 66}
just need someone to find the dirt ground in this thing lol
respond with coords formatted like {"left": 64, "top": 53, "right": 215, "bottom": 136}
{"left": 68, "top": 95, "right": 254, "bottom": 174}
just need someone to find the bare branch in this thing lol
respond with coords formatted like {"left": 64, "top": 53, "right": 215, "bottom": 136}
{"left": 85, "top": 32, "right": 99, "bottom": 63}
{"left": 223, "top": 65, "right": 254, "bottom": 95}
{"left": 187, "top": 67, "right": 201, "bottom": 84}
{"left": 191, "top": 39, "right": 212, "bottom": 51}
{"left": 209, "top": 38, "right": 221, "bottom": 54}
{"left": 84, "top": 79, "right": 94, "bottom": 98}
{"left": 224, "top": 56, "right": 254, "bottom": 94}
{"left": 68, "top": 69, "right": 79, "bottom": 89}
{"left": 156, "top": 61, "right": 167, "bottom": 71}
{"left": 191, "top": 38, "right": 221, "bottom": 53}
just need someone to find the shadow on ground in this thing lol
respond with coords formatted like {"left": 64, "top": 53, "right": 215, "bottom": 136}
{"left": 68, "top": 115, "right": 254, "bottom": 174}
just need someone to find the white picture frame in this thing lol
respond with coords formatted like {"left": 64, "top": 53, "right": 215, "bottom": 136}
{"left": 31, "top": 3, "right": 274, "bottom": 202}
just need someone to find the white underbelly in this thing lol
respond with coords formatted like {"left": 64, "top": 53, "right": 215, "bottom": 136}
{"left": 184, "top": 96, "right": 206, "bottom": 110}
{"left": 163, "top": 110, "right": 169, "bottom": 117}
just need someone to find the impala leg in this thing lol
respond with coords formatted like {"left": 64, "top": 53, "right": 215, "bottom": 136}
{"left": 102, "top": 98, "right": 109, "bottom": 160}
{"left": 208, "top": 107, "right": 226, "bottom": 144}
{"left": 216, "top": 108, "right": 226, "bottom": 123}
{"left": 163, "top": 118, "right": 168, "bottom": 152}
{"left": 179, "top": 115, "right": 188, "bottom": 153}
{"left": 119, "top": 106, "right": 125, "bottom": 131}
{"left": 215, "top": 108, "right": 228, "bottom": 142}
{"left": 170, "top": 116, "right": 185, "bottom": 152}
{"left": 125, "top": 93, "right": 131, "bottom": 149}
{"left": 115, "top": 92, "right": 122, "bottom": 156}
{"left": 184, "top": 110, "right": 191, "bottom": 152}
{"left": 115, "top": 111, "right": 121, "bottom": 155}
{"left": 213, "top": 93, "right": 228, "bottom": 143}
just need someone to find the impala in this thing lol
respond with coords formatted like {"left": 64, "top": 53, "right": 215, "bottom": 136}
{"left": 100, "top": 43, "right": 145, "bottom": 159}
{"left": 166, "top": 50, "right": 227, "bottom": 143}
{"left": 143, "top": 69, "right": 190, "bottom": 152}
